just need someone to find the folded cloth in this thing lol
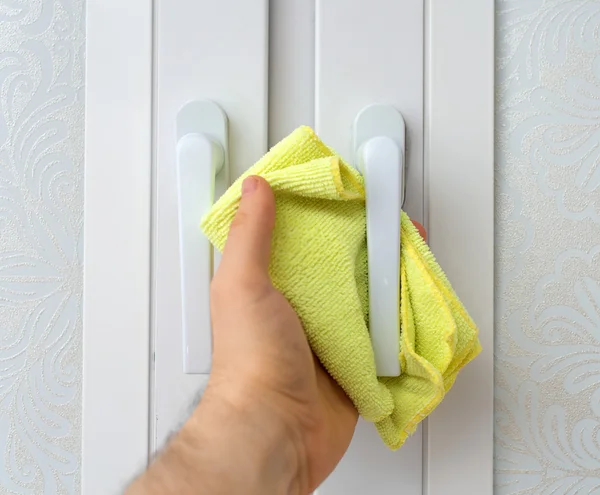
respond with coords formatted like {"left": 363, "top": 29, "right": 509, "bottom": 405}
{"left": 201, "top": 126, "right": 481, "bottom": 449}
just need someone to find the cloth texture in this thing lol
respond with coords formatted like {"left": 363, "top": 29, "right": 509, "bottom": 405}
{"left": 201, "top": 126, "right": 481, "bottom": 449}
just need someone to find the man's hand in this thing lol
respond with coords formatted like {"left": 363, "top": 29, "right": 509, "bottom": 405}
{"left": 127, "top": 176, "right": 425, "bottom": 494}
{"left": 128, "top": 176, "right": 357, "bottom": 495}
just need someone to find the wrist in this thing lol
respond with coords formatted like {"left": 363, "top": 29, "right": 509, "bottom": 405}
{"left": 127, "top": 382, "right": 310, "bottom": 495}
{"left": 186, "top": 385, "right": 306, "bottom": 494}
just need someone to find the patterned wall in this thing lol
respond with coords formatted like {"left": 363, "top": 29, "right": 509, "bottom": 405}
{"left": 0, "top": 0, "right": 85, "bottom": 493}
{"left": 495, "top": 0, "right": 600, "bottom": 493}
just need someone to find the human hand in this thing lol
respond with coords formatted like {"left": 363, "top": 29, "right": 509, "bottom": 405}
{"left": 127, "top": 176, "right": 425, "bottom": 495}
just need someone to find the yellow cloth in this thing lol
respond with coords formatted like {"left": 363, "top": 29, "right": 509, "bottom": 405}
{"left": 201, "top": 126, "right": 481, "bottom": 449}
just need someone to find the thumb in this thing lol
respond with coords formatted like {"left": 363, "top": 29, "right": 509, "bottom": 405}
{"left": 219, "top": 176, "right": 276, "bottom": 284}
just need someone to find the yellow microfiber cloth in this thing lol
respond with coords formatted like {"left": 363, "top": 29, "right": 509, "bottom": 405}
{"left": 201, "top": 126, "right": 481, "bottom": 449}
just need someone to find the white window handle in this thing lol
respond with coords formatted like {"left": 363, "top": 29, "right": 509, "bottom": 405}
{"left": 176, "top": 101, "right": 228, "bottom": 374}
{"left": 353, "top": 105, "right": 406, "bottom": 377}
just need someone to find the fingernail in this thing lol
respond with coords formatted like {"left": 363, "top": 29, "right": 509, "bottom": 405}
{"left": 242, "top": 176, "right": 259, "bottom": 196}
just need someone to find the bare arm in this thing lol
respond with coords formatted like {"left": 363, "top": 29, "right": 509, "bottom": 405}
{"left": 126, "top": 176, "right": 357, "bottom": 495}
{"left": 127, "top": 387, "right": 301, "bottom": 494}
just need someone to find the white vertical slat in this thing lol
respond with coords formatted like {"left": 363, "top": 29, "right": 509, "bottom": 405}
{"left": 267, "top": 4, "right": 315, "bottom": 491}
{"left": 268, "top": 0, "right": 316, "bottom": 144}
{"left": 82, "top": 0, "right": 152, "bottom": 492}
{"left": 315, "top": 1, "right": 424, "bottom": 494}
{"left": 153, "top": 0, "right": 269, "bottom": 450}
{"left": 315, "top": 0, "right": 424, "bottom": 223}
{"left": 424, "top": 0, "right": 494, "bottom": 494}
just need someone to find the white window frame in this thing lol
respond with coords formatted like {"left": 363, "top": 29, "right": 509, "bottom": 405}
{"left": 425, "top": 1, "right": 494, "bottom": 494}
{"left": 81, "top": 0, "right": 494, "bottom": 493}
{"left": 82, "top": 1, "right": 153, "bottom": 493}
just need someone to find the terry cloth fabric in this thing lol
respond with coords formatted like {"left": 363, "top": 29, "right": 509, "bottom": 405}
{"left": 201, "top": 126, "right": 481, "bottom": 449}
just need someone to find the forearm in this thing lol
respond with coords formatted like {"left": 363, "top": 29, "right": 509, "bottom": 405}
{"left": 126, "top": 388, "right": 304, "bottom": 495}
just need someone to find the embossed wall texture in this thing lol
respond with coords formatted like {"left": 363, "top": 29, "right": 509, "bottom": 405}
{"left": 495, "top": 0, "right": 600, "bottom": 493}
{"left": 0, "top": 0, "right": 85, "bottom": 493}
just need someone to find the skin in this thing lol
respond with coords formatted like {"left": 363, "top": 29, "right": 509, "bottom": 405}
{"left": 126, "top": 176, "right": 426, "bottom": 495}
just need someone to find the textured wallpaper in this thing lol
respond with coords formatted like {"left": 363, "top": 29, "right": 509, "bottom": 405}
{"left": 495, "top": 0, "right": 600, "bottom": 493}
{"left": 0, "top": 0, "right": 85, "bottom": 493}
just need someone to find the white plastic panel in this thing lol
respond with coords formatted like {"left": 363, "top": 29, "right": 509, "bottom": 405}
{"left": 153, "top": 0, "right": 269, "bottom": 450}
{"left": 315, "top": 1, "right": 424, "bottom": 493}
{"left": 83, "top": 0, "right": 152, "bottom": 492}
{"left": 268, "top": 0, "right": 315, "bottom": 145}
{"left": 315, "top": 0, "right": 424, "bottom": 222}
{"left": 425, "top": 0, "right": 494, "bottom": 493}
